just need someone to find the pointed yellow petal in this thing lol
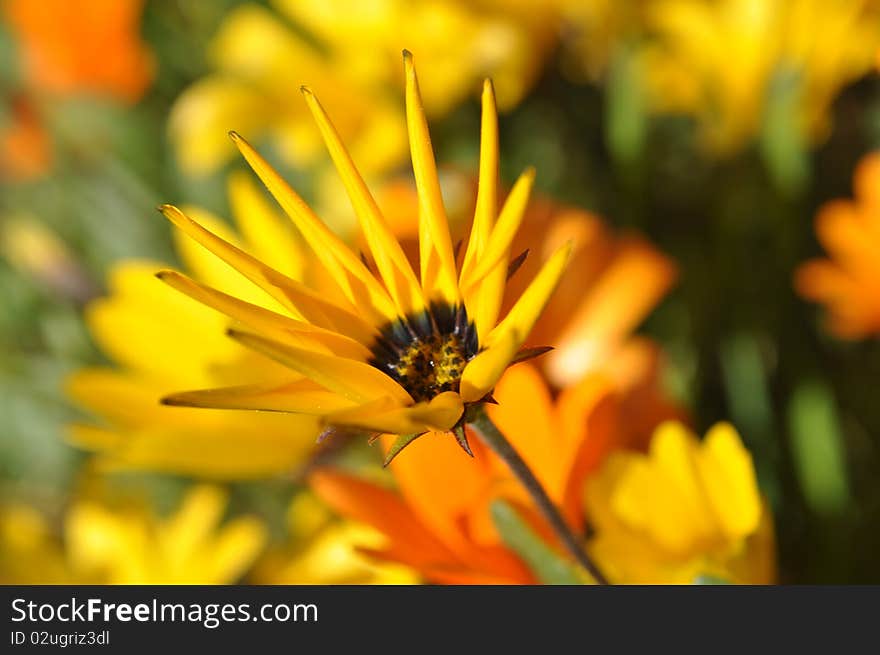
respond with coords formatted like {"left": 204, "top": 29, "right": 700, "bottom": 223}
{"left": 156, "top": 270, "right": 370, "bottom": 360}
{"left": 460, "top": 167, "right": 535, "bottom": 341}
{"left": 461, "top": 78, "right": 499, "bottom": 278}
{"left": 403, "top": 50, "right": 459, "bottom": 305}
{"left": 162, "top": 379, "right": 358, "bottom": 415}
{"left": 486, "top": 241, "right": 573, "bottom": 351}
{"left": 459, "top": 330, "right": 519, "bottom": 402}
{"left": 458, "top": 79, "right": 508, "bottom": 342}
{"left": 325, "top": 391, "right": 463, "bottom": 434}
{"left": 159, "top": 204, "right": 376, "bottom": 344}
{"left": 229, "top": 131, "right": 396, "bottom": 323}
{"left": 471, "top": 267, "right": 509, "bottom": 344}
{"left": 461, "top": 167, "right": 535, "bottom": 292}
{"left": 301, "top": 87, "right": 425, "bottom": 317}
{"left": 228, "top": 329, "right": 412, "bottom": 405}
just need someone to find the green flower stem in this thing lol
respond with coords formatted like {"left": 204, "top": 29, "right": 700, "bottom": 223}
{"left": 467, "top": 406, "right": 610, "bottom": 585}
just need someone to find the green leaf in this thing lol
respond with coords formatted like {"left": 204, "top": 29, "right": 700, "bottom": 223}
{"left": 693, "top": 574, "right": 732, "bottom": 585}
{"left": 490, "top": 499, "right": 585, "bottom": 585}
{"left": 759, "top": 67, "right": 810, "bottom": 196}
{"left": 786, "top": 380, "right": 850, "bottom": 517}
{"left": 605, "top": 47, "right": 648, "bottom": 166}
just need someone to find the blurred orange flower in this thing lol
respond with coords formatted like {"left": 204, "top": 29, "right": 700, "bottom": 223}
{"left": 312, "top": 360, "right": 679, "bottom": 584}
{"left": 0, "top": 96, "right": 51, "bottom": 180}
{"left": 795, "top": 152, "right": 880, "bottom": 339}
{"left": 506, "top": 198, "right": 678, "bottom": 392}
{"left": 3, "top": 0, "right": 154, "bottom": 103}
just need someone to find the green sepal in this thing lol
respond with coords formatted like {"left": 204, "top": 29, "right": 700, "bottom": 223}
{"left": 453, "top": 425, "right": 473, "bottom": 457}
{"left": 382, "top": 432, "right": 423, "bottom": 467}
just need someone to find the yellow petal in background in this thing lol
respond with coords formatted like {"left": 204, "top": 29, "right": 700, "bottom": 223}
{"left": 168, "top": 76, "right": 270, "bottom": 176}
{"left": 80, "top": 420, "right": 319, "bottom": 480}
{"left": 65, "top": 486, "right": 267, "bottom": 584}
{"left": 587, "top": 419, "right": 770, "bottom": 582}
{"left": 84, "top": 261, "right": 234, "bottom": 386}
{"left": 698, "top": 422, "right": 762, "bottom": 540}
{"left": 227, "top": 170, "right": 310, "bottom": 282}
{"left": 160, "top": 486, "right": 267, "bottom": 583}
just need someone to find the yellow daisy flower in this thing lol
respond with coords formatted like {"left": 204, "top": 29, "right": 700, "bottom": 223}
{"left": 157, "top": 52, "right": 571, "bottom": 456}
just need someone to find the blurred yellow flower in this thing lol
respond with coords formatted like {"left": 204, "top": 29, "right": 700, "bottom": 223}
{"left": 251, "top": 492, "right": 418, "bottom": 584}
{"left": 555, "top": 0, "right": 645, "bottom": 82}
{"left": 275, "top": 0, "right": 556, "bottom": 114}
{"left": 66, "top": 485, "right": 265, "bottom": 584}
{"left": 639, "top": 0, "right": 880, "bottom": 154}
{"left": 0, "top": 504, "right": 71, "bottom": 584}
{"left": 795, "top": 152, "right": 880, "bottom": 338}
{"left": 67, "top": 173, "right": 322, "bottom": 478}
{"left": 587, "top": 421, "right": 775, "bottom": 584}
{"left": 169, "top": 0, "right": 555, "bottom": 176}
{"left": 169, "top": 3, "right": 405, "bottom": 179}
{"left": 1, "top": 486, "right": 266, "bottom": 584}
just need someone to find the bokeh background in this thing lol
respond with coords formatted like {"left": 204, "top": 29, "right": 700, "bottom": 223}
{"left": 2, "top": 0, "right": 880, "bottom": 583}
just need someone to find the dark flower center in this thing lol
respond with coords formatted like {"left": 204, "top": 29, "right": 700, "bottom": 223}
{"left": 368, "top": 303, "right": 479, "bottom": 403}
